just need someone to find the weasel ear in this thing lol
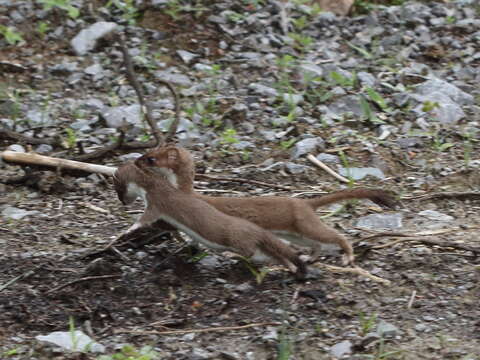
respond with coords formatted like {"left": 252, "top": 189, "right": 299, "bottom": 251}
{"left": 166, "top": 148, "right": 179, "bottom": 166}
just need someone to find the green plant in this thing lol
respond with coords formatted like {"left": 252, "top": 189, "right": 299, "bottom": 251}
{"left": 338, "top": 150, "right": 356, "bottom": 187}
{"left": 292, "top": 15, "right": 308, "bottom": 30}
{"left": 0, "top": 25, "right": 23, "bottom": 45}
{"left": 288, "top": 32, "right": 314, "bottom": 53}
{"left": 277, "top": 330, "right": 292, "bottom": 360}
{"left": 227, "top": 11, "right": 245, "bottom": 23}
{"left": 359, "top": 95, "right": 384, "bottom": 124}
{"left": 359, "top": 337, "right": 404, "bottom": 360}
{"left": 366, "top": 87, "right": 389, "bottom": 111}
{"left": 37, "top": 0, "right": 80, "bottom": 18}
{"left": 462, "top": 132, "right": 475, "bottom": 166}
{"left": 359, "top": 312, "right": 377, "bottom": 336}
{"left": 97, "top": 345, "right": 161, "bottom": 360}
{"left": 330, "top": 71, "right": 356, "bottom": 88}
{"left": 37, "top": 21, "right": 50, "bottom": 37}
{"left": 164, "top": 0, "right": 208, "bottom": 20}
{"left": 280, "top": 138, "right": 296, "bottom": 150}
{"left": 189, "top": 250, "right": 209, "bottom": 263}
{"left": 431, "top": 135, "right": 454, "bottom": 152}
{"left": 220, "top": 128, "right": 240, "bottom": 145}
{"left": 347, "top": 41, "right": 373, "bottom": 59}
{"left": 241, "top": 258, "right": 270, "bottom": 284}
{"left": 421, "top": 100, "right": 440, "bottom": 113}
{"left": 445, "top": 15, "right": 456, "bottom": 24}
{"left": 241, "top": 149, "right": 251, "bottom": 161}
{"left": 2, "top": 348, "right": 19, "bottom": 357}
{"left": 64, "top": 128, "right": 77, "bottom": 149}
{"left": 106, "top": 0, "right": 138, "bottom": 24}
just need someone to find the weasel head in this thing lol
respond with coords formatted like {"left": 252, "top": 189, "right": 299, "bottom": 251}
{"left": 135, "top": 145, "right": 194, "bottom": 190}
{"left": 113, "top": 162, "right": 147, "bottom": 205}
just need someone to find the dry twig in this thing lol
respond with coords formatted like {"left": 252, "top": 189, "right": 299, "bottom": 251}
{"left": 114, "top": 322, "right": 280, "bottom": 336}
{"left": 0, "top": 127, "right": 61, "bottom": 146}
{"left": 195, "top": 173, "right": 293, "bottom": 191}
{"left": 118, "top": 35, "right": 163, "bottom": 146}
{"left": 45, "top": 275, "right": 121, "bottom": 294}
{"left": 307, "top": 154, "right": 350, "bottom": 183}
{"left": 407, "top": 290, "right": 416, "bottom": 309}
{"left": 315, "top": 263, "right": 391, "bottom": 286}
{"left": 406, "top": 192, "right": 480, "bottom": 201}
{"left": 372, "top": 237, "right": 479, "bottom": 256}
{"left": 118, "top": 33, "right": 180, "bottom": 145}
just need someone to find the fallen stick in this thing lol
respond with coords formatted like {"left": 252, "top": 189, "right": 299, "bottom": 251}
{"left": 315, "top": 263, "right": 391, "bottom": 286}
{"left": 1, "top": 151, "right": 295, "bottom": 191}
{"left": 196, "top": 173, "right": 293, "bottom": 191}
{"left": 45, "top": 274, "right": 121, "bottom": 294}
{"left": 113, "top": 322, "right": 280, "bottom": 336}
{"left": 1, "top": 151, "right": 116, "bottom": 176}
{"left": 307, "top": 154, "right": 350, "bottom": 183}
{"left": 372, "top": 237, "right": 479, "bottom": 256}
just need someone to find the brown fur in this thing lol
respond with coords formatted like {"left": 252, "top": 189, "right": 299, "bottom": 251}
{"left": 114, "top": 162, "right": 306, "bottom": 277}
{"left": 136, "top": 146, "right": 398, "bottom": 264}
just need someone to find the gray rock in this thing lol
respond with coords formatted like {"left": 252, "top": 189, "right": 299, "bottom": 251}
{"left": 282, "top": 93, "right": 304, "bottom": 105}
{"left": 198, "top": 256, "right": 222, "bottom": 270}
{"left": 81, "top": 98, "right": 105, "bottom": 110}
{"left": 189, "top": 348, "right": 211, "bottom": 359}
{"left": 415, "top": 323, "right": 428, "bottom": 332}
{"left": 338, "top": 167, "right": 385, "bottom": 180}
{"left": 118, "top": 153, "right": 142, "bottom": 161}
{"left": 35, "top": 330, "right": 105, "bottom": 353}
{"left": 415, "top": 78, "right": 475, "bottom": 105}
{"left": 248, "top": 83, "right": 278, "bottom": 98}
{"left": 7, "top": 144, "right": 25, "bottom": 152}
{"left": 291, "top": 137, "right": 325, "bottom": 159}
{"left": 84, "top": 63, "right": 104, "bottom": 76}
{"left": 356, "top": 213, "right": 403, "bottom": 230}
{"left": 330, "top": 340, "right": 352, "bottom": 358}
{"left": 101, "top": 104, "right": 142, "bottom": 128}
{"left": 357, "top": 71, "right": 377, "bottom": 87}
{"left": 154, "top": 70, "right": 192, "bottom": 87}
{"left": 376, "top": 320, "right": 399, "bottom": 337}
{"left": 328, "top": 95, "right": 364, "bottom": 117}
{"left": 35, "top": 144, "right": 53, "bottom": 154}
{"left": 285, "top": 162, "right": 309, "bottom": 174}
{"left": 232, "top": 141, "right": 253, "bottom": 150}
{"left": 26, "top": 109, "right": 51, "bottom": 125}
{"left": 316, "top": 153, "right": 339, "bottom": 164}
{"left": 2, "top": 206, "right": 39, "bottom": 220}
{"left": 299, "top": 63, "right": 323, "bottom": 78}
{"left": 71, "top": 22, "right": 117, "bottom": 56}
{"left": 412, "top": 92, "right": 466, "bottom": 124}
{"left": 49, "top": 62, "right": 78, "bottom": 74}
{"left": 418, "top": 210, "right": 454, "bottom": 222}
{"left": 234, "top": 282, "right": 253, "bottom": 293}
{"left": 177, "top": 50, "right": 198, "bottom": 64}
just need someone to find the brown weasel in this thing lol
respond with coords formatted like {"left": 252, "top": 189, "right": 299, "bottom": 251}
{"left": 113, "top": 161, "right": 307, "bottom": 277}
{"left": 134, "top": 146, "right": 397, "bottom": 265}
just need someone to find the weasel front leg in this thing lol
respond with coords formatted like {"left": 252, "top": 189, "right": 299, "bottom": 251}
{"left": 123, "top": 206, "right": 159, "bottom": 236}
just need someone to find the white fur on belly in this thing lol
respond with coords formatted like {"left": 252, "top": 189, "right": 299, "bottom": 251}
{"left": 159, "top": 214, "right": 231, "bottom": 252}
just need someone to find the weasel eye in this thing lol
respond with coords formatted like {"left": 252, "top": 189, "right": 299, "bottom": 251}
{"left": 147, "top": 157, "right": 155, "bottom": 165}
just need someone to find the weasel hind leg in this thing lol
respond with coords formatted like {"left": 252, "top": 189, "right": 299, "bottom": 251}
{"left": 294, "top": 214, "right": 355, "bottom": 266}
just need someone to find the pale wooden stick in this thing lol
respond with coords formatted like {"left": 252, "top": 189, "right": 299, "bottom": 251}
{"left": 113, "top": 322, "right": 280, "bottom": 336}
{"left": 307, "top": 154, "right": 350, "bottom": 183}
{"left": 1, "top": 151, "right": 116, "bottom": 176}
{"left": 407, "top": 290, "right": 416, "bottom": 309}
{"left": 315, "top": 263, "right": 391, "bottom": 286}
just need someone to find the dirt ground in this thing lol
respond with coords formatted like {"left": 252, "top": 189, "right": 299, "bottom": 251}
{"left": 1, "top": 164, "right": 479, "bottom": 359}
